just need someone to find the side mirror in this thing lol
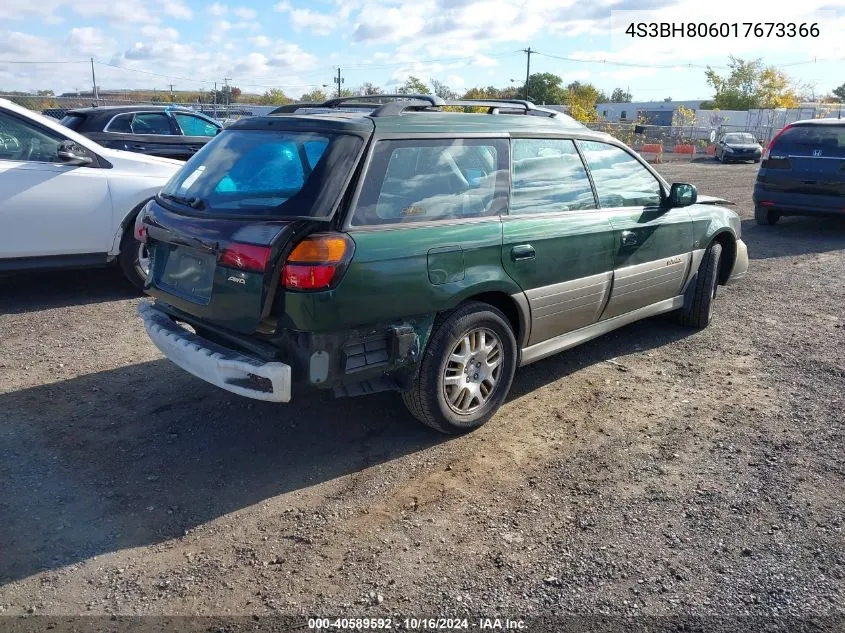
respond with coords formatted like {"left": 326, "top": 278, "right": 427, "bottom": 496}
{"left": 669, "top": 183, "right": 697, "bottom": 207}
{"left": 57, "top": 140, "right": 93, "bottom": 166}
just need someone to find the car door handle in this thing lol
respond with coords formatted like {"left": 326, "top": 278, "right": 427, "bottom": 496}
{"left": 131, "top": 144, "right": 146, "bottom": 150}
{"left": 621, "top": 231, "right": 638, "bottom": 247}
{"left": 511, "top": 244, "right": 536, "bottom": 262}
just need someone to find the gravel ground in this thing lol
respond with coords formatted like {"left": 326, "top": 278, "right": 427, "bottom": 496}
{"left": 1, "top": 159, "right": 843, "bottom": 626}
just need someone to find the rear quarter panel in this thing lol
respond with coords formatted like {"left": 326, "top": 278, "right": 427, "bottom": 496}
{"left": 281, "top": 220, "right": 522, "bottom": 332}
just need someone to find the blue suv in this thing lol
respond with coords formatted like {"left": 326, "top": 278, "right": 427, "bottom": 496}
{"left": 754, "top": 119, "right": 845, "bottom": 225}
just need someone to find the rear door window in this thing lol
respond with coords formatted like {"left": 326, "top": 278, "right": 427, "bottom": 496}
{"left": 772, "top": 124, "right": 845, "bottom": 158}
{"left": 510, "top": 138, "right": 596, "bottom": 214}
{"left": 351, "top": 138, "right": 509, "bottom": 226}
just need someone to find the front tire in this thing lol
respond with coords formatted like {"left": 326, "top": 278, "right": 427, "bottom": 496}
{"left": 754, "top": 206, "right": 780, "bottom": 225}
{"left": 401, "top": 302, "right": 517, "bottom": 434}
{"left": 117, "top": 222, "right": 149, "bottom": 291}
{"left": 676, "top": 242, "right": 722, "bottom": 329}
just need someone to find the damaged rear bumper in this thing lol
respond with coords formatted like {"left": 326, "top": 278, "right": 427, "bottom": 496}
{"left": 139, "top": 301, "right": 292, "bottom": 402}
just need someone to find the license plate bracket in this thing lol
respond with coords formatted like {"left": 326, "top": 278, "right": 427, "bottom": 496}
{"left": 156, "top": 245, "right": 216, "bottom": 304}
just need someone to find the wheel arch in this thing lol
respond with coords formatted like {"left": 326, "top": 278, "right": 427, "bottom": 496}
{"left": 108, "top": 197, "right": 155, "bottom": 256}
{"left": 454, "top": 290, "right": 530, "bottom": 351}
{"left": 710, "top": 229, "right": 736, "bottom": 285}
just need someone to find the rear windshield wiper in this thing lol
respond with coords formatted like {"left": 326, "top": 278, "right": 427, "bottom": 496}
{"left": 159, "top": 192, "right": 206, "bottom": 210}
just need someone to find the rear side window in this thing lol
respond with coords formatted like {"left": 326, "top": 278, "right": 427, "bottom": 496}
{"left": 132, "top": 113, "right": 174, "bottom": 135}
{"left": 161, "top": 129, "right": 363, "bottom": 218}
{"left": 510, "top": 138, "right": 596, "bottom": 214}
{"left": 106, "top": 113, "right": 133, "bottom": 133}
{"left": 59, "top": 114, "right": 85, "bottom": 131}
{"left": 351, "top": 138, "right": 509, "bottom": 226}
{"left": 772, "top": 124, "right": 845, "bottom": 158}
{"left": 578, "top": 141, "right": 662, "bottom": 208}
{"left": 174, "top": 113, "right": 220, "bottom": 137}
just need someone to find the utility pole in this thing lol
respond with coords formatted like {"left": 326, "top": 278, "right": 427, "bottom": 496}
{"left": 522, "top": 47, "right": 532, "bottom": 101}
{"left": 213, "top": 81, "right": 217, "bottom": 118}
{"left": 223, "top": 77, "right": 232, "bottom": 111}
{"left": 334, "top": 67, "right": 344, "bottom": 98}
{"left": 169, "top": 84, "right": 174, "bottom": 101}
{"left": 90, "top": 58, "right": 99, "bottom": 104}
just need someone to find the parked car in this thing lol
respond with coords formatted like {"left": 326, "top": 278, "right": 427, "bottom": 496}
{"left": 136, "top": 95, "right": 748, "bottom": 434}
{"left": 754, "top": 119, "right": 845, "bottom": 225}
{"left": 714, "top": 132, "right": 762, "bottom": 163}
{"left": 41, "top": 107, "right": 69, "bottom": 120}
{"left": 59, "top": 105, "right": 222, "bottom": 161}
{"left": 0, "top": 98, "right": 183, "bottom": 288}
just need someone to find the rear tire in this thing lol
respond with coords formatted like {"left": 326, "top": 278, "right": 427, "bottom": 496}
{"left": 117, "top": 222, "right": 149, "bottom": 291}
{"left": 754, "top": 206, "right": 780, "bottom": 226}
{"left": 401, "top": 302, "right": 517, "bottom": 434}
{"left": 676, "top": 242, "right": 722, "bottom": 329}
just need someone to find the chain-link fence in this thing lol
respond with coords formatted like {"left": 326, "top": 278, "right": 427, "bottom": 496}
{"left": 1, "top": 94, "right": 278, "bottom": 123}
{"left": 585, "top": 122, "right": 778, "bottom": 161}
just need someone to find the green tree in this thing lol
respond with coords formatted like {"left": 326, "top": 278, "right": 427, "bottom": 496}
{"left": 358, "top": 82, "right": 382, "bottom": 96}
{"left": 431, "top": 78, "right": 458, "bottom": 100}
{"left": 610, "top": 88, "right": 632, "bottom": 103}
{"left": 397, "top": 76, "right": 431, "bottom": 95}
{"left": 299, "top": 88, "right": 328, "bottom": 103}
{"left": 830, "top": 82, "right": 845, "bottom": 102}
{"left": 705, "top": 56, "right": 763, "bottom": 109}
{"left": 257, "top": 89, "right": 292, "bottom": 105}
{"left": 461, "top": 85, "right": 515, "bottom": 100}
{"left": 523, "top": 72, "right": 565, "bottom": 104}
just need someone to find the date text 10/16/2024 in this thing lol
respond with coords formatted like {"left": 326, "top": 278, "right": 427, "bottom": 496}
{"left": 308, "top": 618, "right": 527, "bottom": 630}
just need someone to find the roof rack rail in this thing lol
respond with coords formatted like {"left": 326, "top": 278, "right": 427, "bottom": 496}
{"left": 321, "top": 94, "right": 444, "bottom": 109}
{"left": 443, "top": 99, "right": 559, "bottom": 117}
{"left": 269, "top": 102, "right": 323, "bottom": 114}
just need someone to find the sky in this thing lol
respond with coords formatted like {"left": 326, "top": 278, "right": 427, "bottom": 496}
{"left": 0, "top": 0, "right": 843, "bottom": 101}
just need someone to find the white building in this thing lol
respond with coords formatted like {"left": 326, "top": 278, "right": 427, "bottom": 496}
{"left": 596, "top": 100, "right": 706, "bottom": 124}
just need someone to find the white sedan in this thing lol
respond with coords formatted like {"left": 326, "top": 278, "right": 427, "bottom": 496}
{"left": 0, "top": 98, "right": 183, "bottom": 289}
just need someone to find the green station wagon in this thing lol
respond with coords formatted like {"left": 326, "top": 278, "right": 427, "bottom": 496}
{"left": 136, "top": 95, "right": 748, "bottom": 434}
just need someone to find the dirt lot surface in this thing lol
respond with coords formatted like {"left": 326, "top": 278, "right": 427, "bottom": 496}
{"left": 1, "top": 160, "right": 844, "bottom": 624}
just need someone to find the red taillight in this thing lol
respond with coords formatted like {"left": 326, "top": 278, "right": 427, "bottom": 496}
{"left": 283, "top": 264, "right": 337, "bottom": 289}
{"left": 760, "top": 201, "right": 775, "bottom": 207}
{"left": 133, "top": 213, "right": 147, "bottom": 243}
{"left": 764, "top": 123, "right": 792, "bottom": 160}
{"left": 219, "top": 243, "right": 271, "bottom": 273}
{"left": 282, "top": 233, "right": 353, "bottom": 291}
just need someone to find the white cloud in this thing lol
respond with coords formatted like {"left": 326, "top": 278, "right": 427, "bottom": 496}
{"left": 65, "top": 26, "right": 116, "bottom": 55}
{"left": 209, "top": 2, "right": 228, "bottom": 15}
{"left": 160, "top": 0, "right": 192, "bottom": 19}
{"left": 140, "top": 25, "right": 180, "bottom": 41}
{"left": 274, "top": 3, "right": 337, "bottom": 36}
{"left": 233, "top": 6, "right": 257, "bottom": 19}
{"left": 250, "top": 35, "right": 272, "bottom": 47}
{"left": 288, "top": 9, "right": 336, "bottom": 35}
{"left": 446, "top": 74, "right": 464, "bottom": 87}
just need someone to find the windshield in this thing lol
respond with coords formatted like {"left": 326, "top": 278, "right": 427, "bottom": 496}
{"left": 772, "top": 124, "right": 845, "bottom": 157}
{"left": 160, "top": 129, "right": 364, "bottom": 217}
{"left": 724, "top": 133, "right": 755, "bottom": 144}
